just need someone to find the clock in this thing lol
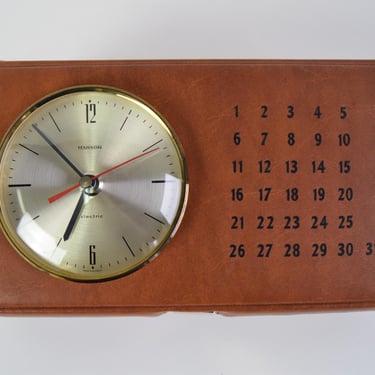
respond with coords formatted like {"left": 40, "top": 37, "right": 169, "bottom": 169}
{"left": 0, "top": 85, "right": 188, "bottom": 282}
{"left": 0, "top": 60, "right": 374, "bottom": 314}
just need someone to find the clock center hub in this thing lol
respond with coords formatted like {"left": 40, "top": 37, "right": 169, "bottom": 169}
{"left": 80, "top": 175, "right": 101, "bottom": 196}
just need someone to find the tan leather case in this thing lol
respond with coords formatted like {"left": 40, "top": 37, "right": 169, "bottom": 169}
{"left": 0, "top": 60, "right": 374, "bottom": 314}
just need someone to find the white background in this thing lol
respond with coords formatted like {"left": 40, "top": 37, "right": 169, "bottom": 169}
{"left": 1, "top": 0, "right": 375, "bottom": 374}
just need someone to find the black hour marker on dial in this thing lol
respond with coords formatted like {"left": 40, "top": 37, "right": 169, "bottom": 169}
{"left": 49, "top": 112, "right": 61, "bottom": 132}
{"left": 151, "top": 179, "right": 176, "bottom": 184}
{"left": 120, "top": 116, "right": 128, "bottom": 131}
{"left": 122, "top": 236, "right": 135, "bottom": 257}
{"left": 143, "top": 139, "right": 162, "bottom": 152}
{"left": 19, "top": 143, "right": 39, "bottom": 156}
{"left": 8, "top": 184, "right": 32, "bottom": 187}
{"left": 144, "top": 212, "right": 165, "bottom": 225}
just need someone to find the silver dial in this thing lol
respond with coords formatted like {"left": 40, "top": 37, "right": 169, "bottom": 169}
{"left": 0, "top": 86, "right": 188, "bottom": 281}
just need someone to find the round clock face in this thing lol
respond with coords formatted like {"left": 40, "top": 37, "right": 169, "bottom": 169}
{"left": 0, "top": 86, "right": 188, "bottom": 282}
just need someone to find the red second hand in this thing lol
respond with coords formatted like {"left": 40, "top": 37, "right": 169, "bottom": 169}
{"left": 48, "top": 147, "right": 160, "bottom": 204}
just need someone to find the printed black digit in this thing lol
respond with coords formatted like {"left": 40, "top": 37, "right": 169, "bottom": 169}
{"left": 340, "top": 106, "right": 348, "bottom": 119}
{"left": 314, "top": 105, "right": 322, "bottom": 119}
{"left": 89, "top": 245, "right": 96, "bottom": 266}
{"left": 339, "top": 160, "right": 351, "bottom": 174}
{"left": 312, "top": 243, "right": 328, "bottom": 257}
{"left": 231, "top": 188, "right": 244, "bottom": 201}
{"left": 229, "top": 244, "right": 245, "bottom": 258}
{"left": 338, "top": 133, "right": 351, "bottom": 147}
{"left": 258, "top": 187, "right": 272, "bottom": 202}
{"left": 233, "top": 132, "right": 241, "bottom": 145}
{"left": 287, "top": 132, "right": 296, "bottom": 146}
{"left": 313, "top": 187, "right": 326, "bottom": 201}
{"left": 257, "top": 244, "right": 273, "bottom": 258}
{"left": 286, "top": 160, "right": 298, "bottom": 174}
{"left": 284, "top": 243, "right": 301, "bottom": 257}
{"left": 312, "top": 160, "right": 326, "bottom": 173}
{"left": 231, "top": 216, "right": 245, "bottom": 230}
{"left": 314, "top": 133, "right": 323, "bottom": 146}
{"left": 232, "top": 160, "right": 243, "bottom": 173}
{"left": 287, "top": 105, "right": 295, "bottom": 118}
{"left": 284, "top": 215, "right": 300, "bottom": 229}
{"left": 338, "top": 243, "right": 354, "bottom": 256}
{"left": 366, "top": 243, "right": 374, "bottom": 256}
{"left": 286, "top": 188, "right": 299, "bottom": 201}
{"left": 260, "top": 132, "right": 269, "bottom": 146}
{"left": 338, "top": 188, "right": 353, "bottom": 201}
{"left": 259, "top": 160, "right": 271, "bottom": 173}
{"left": 257, "top": 216, "right": 274, "bottom": 230}
{"left": 85, "top": 102, "right": 97, "bottom": 124}
{"left": 261, "top": 105, "right": 268, "bottom": 118}
{"left": 311, "top": 216, "right": 328, "bottom": 229}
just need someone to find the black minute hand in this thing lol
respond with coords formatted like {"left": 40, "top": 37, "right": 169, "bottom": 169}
{"left": 32, "top": 124, "right": 83, "bottom": 177}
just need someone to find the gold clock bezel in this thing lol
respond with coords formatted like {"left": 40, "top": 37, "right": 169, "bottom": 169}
{"left": 0, "top": 85, "right": 188, "bottom": 282}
